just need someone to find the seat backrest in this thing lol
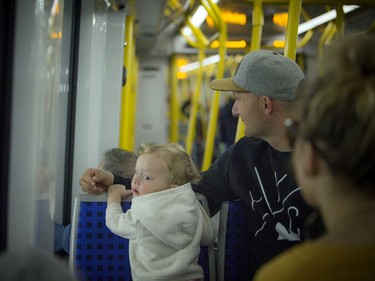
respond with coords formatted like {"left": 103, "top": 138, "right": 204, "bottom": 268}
{"left": 70, "top": 193, "right": 216, "bottom": 281}
{"left": 195, "top": 193, "right": 216, "bottom": 281}
{"left": 69, "top": 193, "right": 132, "bottom": 281}
{"left": 217, "top": 200, "right": 251, "bottom": 281}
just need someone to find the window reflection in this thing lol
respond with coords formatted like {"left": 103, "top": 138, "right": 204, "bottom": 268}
{"left": 32, "top": 0, "right": 64, "bottom": 251}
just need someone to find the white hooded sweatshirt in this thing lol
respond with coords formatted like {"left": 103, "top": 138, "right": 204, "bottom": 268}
{"left": 105, "top": 182, "right": 217, "bottom": 281}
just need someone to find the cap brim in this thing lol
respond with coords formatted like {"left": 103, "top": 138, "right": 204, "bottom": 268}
{"left": 209, "top": 78, "right": 246, "bottom": 92}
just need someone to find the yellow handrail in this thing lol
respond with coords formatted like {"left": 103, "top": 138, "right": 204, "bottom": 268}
{"left": 181, "top": 11, "right": 207, "bottom": 155}
{"left": 185, "top": 46, "right": 205, "bottom": 155}
{"left": 201, "top": 0, "right": 227, "bottom": 171}
{"left": 184, "top": 13, "right": 210, "bottom": 47}
{"left": 335, "top": 4, "right": 344, "bottom": 39}
{"left": 119, "top": 14, "right": 136, "bottom": 151}
{"left": 235, "top": 0, "right": 264, "bottom": 142}
{"left": 296, "top": 7, "right": 314, "bottom": 49}
{"left": 368, "top": 19, "right": 375, "bottom": 33}
{"left": 128, "top": 54, "right": 138, "bottom": 150}
{"left": 318, "top": 21, "right": 336, "bottom": 62}
{"left": 169, "top": 55, "right": 179, "bottom": 143}
{"left": 284, "top": 0, "right": 303, "bottom": 61}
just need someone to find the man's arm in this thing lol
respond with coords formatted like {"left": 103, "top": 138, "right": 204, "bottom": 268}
{"left": 79, "top": 168, "right": 114, "bottom": 194}
{"left": 79, "top": 168, "right": 133, "bottom": 194}
{"left": 193, "top": 145, "right": 237, "bottom": 216}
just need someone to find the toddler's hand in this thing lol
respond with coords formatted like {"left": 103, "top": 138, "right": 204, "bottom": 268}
{"left": 107, "top": 184, "right": 130, "bottom": 199}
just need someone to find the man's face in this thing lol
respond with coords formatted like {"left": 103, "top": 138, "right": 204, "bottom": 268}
{"left": 232, "top": 91, "right": 266, "bottom": 137}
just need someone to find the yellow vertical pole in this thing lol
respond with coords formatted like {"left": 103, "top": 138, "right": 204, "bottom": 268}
{"left": 180, "top": 77, "right": 190, "bottom": 142}
{"left": 235, "top": 0, "right": 264, "bottom": 142}
{"left": 284, "top": 0, "right": 302, "bottom": 60}
{"left": 369, "top": 20, "right": 375, "bottom": 33}
{"left": 128, "top": 54, "right": 138, "bottom": 150}
{"left": 185, "top": 47, "right": 205, "bottom": 155}
{"left": 181, "top": 78, "right": 189, "bottom": 107}
{"left": 119, "top": 15, "right": 135, "bottom": 150}
{"left": 201, "top": 0, "right": 227, "bottom": 171}
{"left": 249, "top": 0, "right": 263, "bottom": 61}
{"left": 335, "top": 5, "right": 344, "bottom": 39}
{"left": 318, "top": 21, "right": 336, "bottom": 63}
{"left": 181, "top": 11, "right": 208, "bottom": 155}
{"left": 169, "top": 55, "right": 179, "bottom": 143}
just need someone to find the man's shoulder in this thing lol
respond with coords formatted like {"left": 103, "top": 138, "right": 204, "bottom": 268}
{"left": 223, "top": 137, "right": 271, "bottom": 164}
{"left": 236, "top": 136, "right": 267, "bottom": 144}
{"left": 234, "top": 137, "right": 270, "bottom": 151}
{"left": 230, "top": 137, "right": 290, "bottom": 164}
{"left": 234, "top": 137, "right": 290, "bottom": 157}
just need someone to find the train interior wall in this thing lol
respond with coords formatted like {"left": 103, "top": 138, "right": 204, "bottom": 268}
{"left": 2, "top": 0, "right": 375, "bottom": 255}
{"left": 71, "top": 0, "right": 125, "bottom": 212}
{"left": 6, "top": 0, "right": 127, "bottom": 252}
{"left": 135, "top": 57, "right": 169, "bottom": 148}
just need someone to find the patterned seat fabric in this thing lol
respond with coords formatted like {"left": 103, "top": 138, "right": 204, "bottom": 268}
{"left": 74, "top": 201, "right": 132, "bottom": 281}
{"left": 217, "top": 200, "right": 252, "bottom": 281}
{"left": 70, "top": 193, "right": 215, "bottom": 281}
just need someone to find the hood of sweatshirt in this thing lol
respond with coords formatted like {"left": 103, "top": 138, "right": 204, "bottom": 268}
{"left": 130, "top": 183, "right": 199, "bottom": 249}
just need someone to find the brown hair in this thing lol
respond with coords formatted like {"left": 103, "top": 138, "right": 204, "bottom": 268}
{"left": 300, "top": 34, "right": 375, "bottom": 189}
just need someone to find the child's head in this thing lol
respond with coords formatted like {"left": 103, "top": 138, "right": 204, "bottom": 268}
{"left": 131, "top": 143, "right": 201, "bottom": 196}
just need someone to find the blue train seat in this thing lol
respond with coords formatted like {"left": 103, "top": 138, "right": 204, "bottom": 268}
{"left": 195, "top": 193, "right": 216, "bottom": 281}
{"left": 69, "top": 193, "right": 216, "bottom": 281}
{"left": 69, "top": 194, "right": 132, "bottom": 281}
{"left": 217, "top": 200, "right": 251, "bottom": 281}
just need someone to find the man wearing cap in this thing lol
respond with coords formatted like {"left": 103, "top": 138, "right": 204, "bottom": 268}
{"left": 79, "top": 50, "right": 313, "bottom": 278}
{"left": 191, "top": 50, "right": 313, "bottom": 276}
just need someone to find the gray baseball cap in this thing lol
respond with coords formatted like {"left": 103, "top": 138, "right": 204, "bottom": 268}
{"left": 209, "top": 50, "right": 305, "bottom": 101}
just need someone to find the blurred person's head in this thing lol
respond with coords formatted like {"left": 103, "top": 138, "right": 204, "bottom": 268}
{"left": 98, "top": 148, "right": 137, "bottom": 178}
{"left": 289, "top": 34, "right": 375, "bottom": 206}
{"left": 0, "top": 248, "right": 78, "bottom": 281}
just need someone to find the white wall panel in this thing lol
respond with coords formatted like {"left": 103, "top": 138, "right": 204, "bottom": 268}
{"left": 71, "top": 1, "right": 125, "bottom": 209}
{"left": 135, "top": 57, "right": 169, "bottom": 148}
{"left": 8, "top": 0, "right": 64, "bottom": 251}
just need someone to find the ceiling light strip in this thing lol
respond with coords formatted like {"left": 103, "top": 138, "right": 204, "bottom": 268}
{"left": 298, "top": 5, "right": 359, "bottom": 34}
{"left": 178, "top": 54, "right": 221, "bottom": 72}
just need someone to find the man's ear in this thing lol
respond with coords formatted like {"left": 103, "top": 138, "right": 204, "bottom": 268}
{"left": 259, "top": 96, "right": 273, "bottom": 116}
